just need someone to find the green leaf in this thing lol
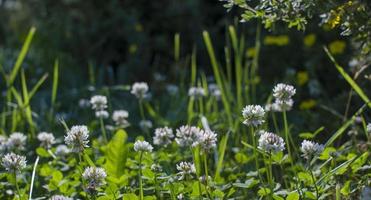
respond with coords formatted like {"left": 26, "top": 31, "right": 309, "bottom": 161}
{"left": 340, "top": 181, "right": 351, "bottom": 196}
{"left": 104, "top": 129, "right": 129, "bottom": 178}
{"left": 122, "top": 193, "right": 139, "bottom": 200}
{"left": 232, "top": 178, "right": 259, "bottom": 189}
{"left": 287, "top": 192, "right": 300, "bottom": 200}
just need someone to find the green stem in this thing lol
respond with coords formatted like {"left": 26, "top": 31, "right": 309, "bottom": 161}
{"left": 250, "top": 127, "right": 267, "bottom": 194}
{"left": 29, "top": 156, "right": 40, "bottom": 200}
{"left": 268, "top": 153, "right": 274, "bottom": 199}
{"left": 139, "top": 99, "right": 145, "bottom": 120}
{"left": 203, "top": 154, "right": 212, "bottom": 199}
{"left": 14, "top": 172, "right": 21, "bottom": 199}
{"left": 282, "top": 111, "right": 293, "bottom": 166}
{"left": 139, "top": 152, "right": 144, "bottom": 200}
{"left": 154, "top": 173, "right": 160, "bottom": 199}
{"left": 100, "top": 117, "right": 108, "bottom": 143}
{"left": 310, "top": 170, "right": 319, "bottom": 200}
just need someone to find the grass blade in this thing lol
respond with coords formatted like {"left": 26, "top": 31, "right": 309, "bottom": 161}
{"left": 51, "top": 59, "right": 59, "bottom": 108}
{"left": 215, "top": 131, "right": 229, "bottom": 182}
{"left": 324, "top": 46, "right": 370, "bottom": 107}
{"left": 203, "top": 31, "right": 233, "bottom": 127}
{"left": 8, "top": 27, "right": 36, "bottom": 86}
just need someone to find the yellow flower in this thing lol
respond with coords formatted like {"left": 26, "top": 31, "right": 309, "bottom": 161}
{"left": 303, "top": 34, "right": 316, "bottom": 47}
{"left": 299, "top": 99, "right": 317, "bottom": 110}
{"left": 263, "top": 35, "right": 289, "bottom": 46}
{"left": 246, "top": 47, "right": 256, "bottom": 58}
{"left": 129, "top": 44, "right": 138, "bottom": 54}
{"left": 135, "top": 23, "right": 143, "bottom": 32}
{"left": 329, "top": 40, "right": 346, "bottom": 55}
{"left": 297, "top": 71, "right": 309, "bottom": 86}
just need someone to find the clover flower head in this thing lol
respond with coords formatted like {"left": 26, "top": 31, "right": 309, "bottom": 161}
{"left": 153, "top": 126, "right": 174, "bottom": 147}
{"left": 134, "top": 140, "right": 153, "bottom": 152}
{"left": 7, "top": 132, "right": 27, "bottom": 151}
{"left": 273, "top": 99, "right": 294, "bottom": 112}
{"left": 112, "top": 110, "right": 129, "bottom": 127}
{"left": 166, "top": 84, "right": 179, "bottom": 95}
{"left": 82, "top": 167, "right": 107, "bottom": 192}
{"left": 64, "top": 125, "right": 89, "bottom": 152}
{"left": 131, "top": 82, "right": 149, "bottom": 99}
{"left": 208, "top": 84, "right": 221, "bottom": 99}
{"left": 175, "top": 125, "right": 202, "bottom": 147}
{"left": 176, "top": 161, "right": 196, "bottom": 180}
{"left": 49, "top": 195, "right": 73, "bottom": 200}
{"left": 198, "top": 129, "right": 217, "bottom": 152}
{"left": 95, "top": 110, "right": 109, "bottom": 119}
{"left": 188, "top": 86, "right": 206, "bottom": 99}
{"left": 90, "top": 95, "right": 108, "bottom": 111}
{"left": 0, "top": 135, "right": 7, "bottom": 154}
{"left": 242, "top": 105, "right": 266, "bottom": 127}
{"left": 300, "top": 140, "right": 324, "bottom": 159}
{"left": 151, "top": 163, "right": 163, "bottom": 173}
{"left": 258, "top": 131, "right": 285, "bottom": 153}
{"left": 55, "top": 145, "right": 71, "bottom": 157}
{"left": 37, "top": 132, "right": 55, "bottom": 149}
{"left": 2, "top": 152, "right": 26, "bottom": 173}
{"left": 273, "top": 83, "right": 296, "bottom": 101}
{"left": 139, "top": 120, "right": 153, "bottom": 131}
{"left": 78, "top": 98, "right": 91, "bottom": 108}
{"left": 177, "top": 194, "right": 185, "bottom": 200}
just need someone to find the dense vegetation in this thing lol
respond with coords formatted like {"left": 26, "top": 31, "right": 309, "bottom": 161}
{"left": 0, "top": 0, "right": 370, "bottom": 199}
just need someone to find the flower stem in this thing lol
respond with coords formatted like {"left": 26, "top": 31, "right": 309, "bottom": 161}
{"left": 99, "top": 117, "right": 108, "bottom": 143}
{"left": 139, "top": 152, "right": 144, "bottom": 200}
{"left": 139, "top": 99, "right": 145, "bottom": 120}
{"left": 14, "top": 172, "right": 21, "bottom": 199}
{"left": 282, "top": 111, "right": 293, "bottom": 166}
{"left": 268, "top": 153, "right": 274, "bottom": 199}
{"left": 203, "top": 154, "right": 212, "bottom": 199}
{"left": 310, "top": 170, "right": 319, "bottom": 200}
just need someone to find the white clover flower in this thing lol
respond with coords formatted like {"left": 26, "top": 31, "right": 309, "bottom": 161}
{"left": 177, "top": 194, "right": 185, "bottom": 200}
{"left": 273, "top": 83, "right": 296, "bottom": 101}
{"left": 78, "top": 98, "right": 91, "bottom": 108}
{"left": 258, "top": 131, "right": 285, "bottom": 153}
{"left": 198, "top": 129, "right": 217, "bottom": 152}
{"left": 188, "top": 86, "right": 206, "bottom": 99}
{"left": 300, "top": 140, "right": 324, "bottom": 159}
{"left": 208, "top": 84, "right": 221, "bottom": 99}
{"left": 0, "top": 135, "right": 7, "bottom": 154}
{"left": 82, "top": 167, "right": 107, "bottom": 191}
{"left": 175, "top": 125, "right": 202, "bottom": 147}
{"left": 264, "top": 103, "right": 280, "bottom": 112}
{"left": 139, "top": 120, "right": 153, "bottom": 131}
{"left": 166, "top": 84, "right": 179, "bottom": 95}
{"left": 134, "top": 140, "right": 153, "bottom": 152}
{"left": 272, "top": 99, "right": 294, "bottom": 112}
{"left": 176, "top": 161, "right": 196, "bottom": 180}
{"left": 7, "top": 132, "right": 27, "bottom": 151}
{"left": 95, "top": 110, "right": 109, "bottom": 119}
{"left": 55, "top": 145, "right": 71, "bottom": 157}
{"left": 64, "top": 125, "right": 89, "bottom": 152}
{"left": 131, "top": 82, "right": 149, "bottom": 99}
{"left": 151, "top": 163, "right": 163, "bottom": 173}
{"left": 2, "top": 152, "right": 26, "bottom": 173}
{"left": 37, "top": 132, "right": 55, "bottom": 149}
{"left": 153, "top": 127, "right": 174, "bottom": 147}
{"left": 90, "top": 95, "right": 108, "bottom": 111}
{"left": 242, "top": 105, "right": 266, "bottom": 127}
{"left": 112, "top": 110, "right": 129, "bottom": 127}
{"left": 50, "top": 195, "right": 73, "bottom": 200}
